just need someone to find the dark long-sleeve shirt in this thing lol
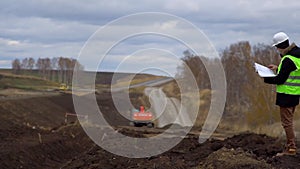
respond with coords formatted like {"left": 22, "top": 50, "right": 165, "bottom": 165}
{"left": 263, "top": 45, "right": 300, "bottom": 107}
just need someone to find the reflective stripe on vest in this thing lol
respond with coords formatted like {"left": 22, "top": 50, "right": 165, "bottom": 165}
{"left": 276, "top": 55, "right": 300, "bottom": 95}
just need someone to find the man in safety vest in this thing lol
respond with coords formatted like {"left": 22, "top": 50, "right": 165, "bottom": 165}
{"left": 264, "top": 32, "right": 300, "bottom": 156}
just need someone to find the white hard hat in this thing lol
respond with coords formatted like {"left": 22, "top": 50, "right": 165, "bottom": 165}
{"left": 272, "top": 32, "right": 289, "bottom": 46}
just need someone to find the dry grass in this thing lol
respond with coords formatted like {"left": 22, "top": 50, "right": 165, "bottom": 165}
{"left": 0, "top": 72, "right": 58, "bottom": 90}
{"left": 0, "top": 72, "right": 46, "bottom": 80}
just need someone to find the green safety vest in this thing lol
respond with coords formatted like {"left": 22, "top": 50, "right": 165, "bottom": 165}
{"left": 277, "top": 55, "right": 300, "bottom": 95}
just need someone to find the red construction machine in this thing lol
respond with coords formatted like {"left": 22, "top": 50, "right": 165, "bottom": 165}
{"left": 129, "top": 106, "right": 154, "bottom": 128}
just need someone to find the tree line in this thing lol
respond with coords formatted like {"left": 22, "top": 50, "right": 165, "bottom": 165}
{"left": 178, "top": 41, "right": 283, "bottom": 127}
{"left": 11, "top": 57, "right": 84, "bottom": 85}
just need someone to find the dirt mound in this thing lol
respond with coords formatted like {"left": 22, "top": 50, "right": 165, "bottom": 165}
{"left": 223, "top": 133, "right": 281, "bottom": 158}
{"left": 222, "top": 133, "right": 300, "bottom": 169}
{"left": 198, "top": 147, "right": 272, "bottom": 169}
{"left": 62, "top": 132, "right": 300, "bottom": 169}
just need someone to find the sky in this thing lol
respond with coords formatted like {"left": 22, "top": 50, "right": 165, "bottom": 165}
{"left": 1, "top": 0, "right": 300, "bottom": 76}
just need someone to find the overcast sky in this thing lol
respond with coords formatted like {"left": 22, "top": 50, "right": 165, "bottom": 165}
{"left": 1, "top": 0, "right": 300, "bottom": 76}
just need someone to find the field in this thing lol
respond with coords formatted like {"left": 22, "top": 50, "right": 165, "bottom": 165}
{"left": 0, "top": 71, "right": 300, "bottom": 168}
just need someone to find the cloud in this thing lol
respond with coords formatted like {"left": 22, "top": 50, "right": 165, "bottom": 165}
{"left": 0, "top": 15, "right": 97, "bottom": 44}
{"left": 109, "top": 48, "right": 182, "bottom": 76}
{"left": 7, "top": 40, "right": 20, "bottom": 46}
{"left": 1, "top": 0, "right": 300, "bottom": 75}
{"left": 77, "top": 13, "right": 220, "bottom": 75}
{"left": 164, "top": 0, "right": 201, "bottom": 12}
{"left": 160, "top": 20, "right": 179, "bottom": 30}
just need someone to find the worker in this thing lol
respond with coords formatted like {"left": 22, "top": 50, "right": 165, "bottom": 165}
{"left": 264, "top": 32, "right": 300, "bottom": 156}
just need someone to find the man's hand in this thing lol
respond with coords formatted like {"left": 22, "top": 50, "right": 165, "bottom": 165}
{"left": 268, "top": 64, "right": 278, "bottom": 70}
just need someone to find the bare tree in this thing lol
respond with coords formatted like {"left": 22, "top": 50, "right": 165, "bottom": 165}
{"left": 58, "top": 57, "right": 66, "bottom": 83}
{"left": 44, "top": 58, "right": 52, "bottom": 80}
{"left": 35, "top": 58, "right": 52, "bottom": 79}
{"left": 221, "top": 41, "right": 253, "bottom": 119}
{"left": 51, "top": 57, "right": 58, "bottom": 81}
{"left": 21, "top": 58, "right": 28, "bottom": 70}
{"left": 36, "top": 58, "right": 43, "bottom": 77}
{"left": 28, "top": 57, "right": 35, "bottom": 72}
{"left": 12, "top": 59, "right": 21, "bottom": 74}
{"left": 178, "top": 50, "right": 211, "bottom": 89}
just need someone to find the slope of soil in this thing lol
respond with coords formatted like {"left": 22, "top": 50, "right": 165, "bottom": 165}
{"left": 0, "top": 94, "right": 94, "bottom": 169}
{"left": 1, "top": 92, "right": 300, "bottom": 169}
{"left": 62, "top": 132, "right": 300, "bottom": 169}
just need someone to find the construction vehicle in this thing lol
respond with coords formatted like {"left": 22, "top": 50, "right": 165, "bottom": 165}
{"left": 129, "top": 106, "right": 154, "bottom": 128}
{"left": 59, "top": 83, "right": 69, "bottom": 91}
{"left": 53, "top": 83, "right": 72, "bottom": 94}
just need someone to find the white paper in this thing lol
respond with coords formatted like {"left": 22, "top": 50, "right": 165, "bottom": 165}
{"left": 254, "top": 62, "right": 276, "bottom": 77}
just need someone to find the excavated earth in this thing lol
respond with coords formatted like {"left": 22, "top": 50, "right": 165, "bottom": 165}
{"left": 0, "top": 92, "right": 300, "bottom": 169}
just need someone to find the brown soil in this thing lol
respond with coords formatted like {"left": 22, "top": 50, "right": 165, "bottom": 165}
{"left": 0, "top": 92, "right": 300, "bottom": 169}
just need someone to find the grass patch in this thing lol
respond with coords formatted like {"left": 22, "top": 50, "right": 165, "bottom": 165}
{"left": 0, "top": 73, "right": 58, "bottom": 91}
